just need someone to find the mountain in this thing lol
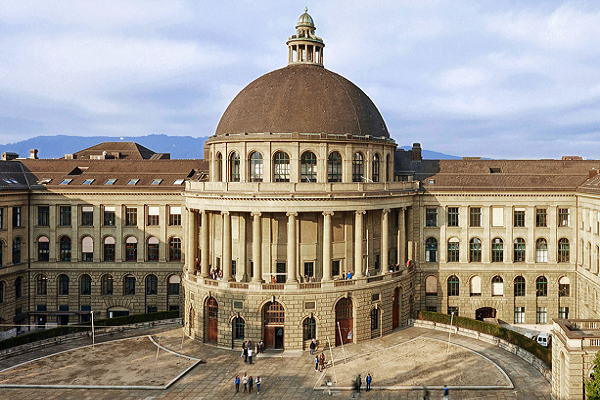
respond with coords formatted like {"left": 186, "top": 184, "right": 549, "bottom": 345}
{"left": 0, "top": 135, "right": 460, "bottom": 160}
{"left": 0, "top": 135, "right": 209, "bottom": 160}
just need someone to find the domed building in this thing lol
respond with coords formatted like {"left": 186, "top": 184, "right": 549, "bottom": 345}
{"left": 183, "top": 9, "right": 417, "bottom": 350}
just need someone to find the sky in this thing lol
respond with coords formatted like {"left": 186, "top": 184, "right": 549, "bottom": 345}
{"left": 1, "top": 1, "right": 600, "bottom": 159}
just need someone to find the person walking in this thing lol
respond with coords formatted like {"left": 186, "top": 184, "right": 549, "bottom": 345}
{"left": 256, "top": 376, "right": 261, "bottom": 394}
{"left": 259, "top": 339, "right": 264, "bottom": 353}
{"left": 314, "top": 355, "right": 319, "bottom": 371}
{"left": 235, "top": 375, "right": 240, "bottom": 393}
{"left": 248, "top": 347, "right": 253, "bottom": 364}
{"left": 309, "top": 338, "right": 316, "bottom": 355}
{"left": 319, "top": 352, "right": 325, "bottom": 371}
{"left": 366, "top": 373, "right": 372, "bottom": 391}
{"left": 248, "top": 376, "right": 254, "bottom": 394}
{"left": 355, "top": 374, "right": 362, "bottom": 393}
{"left": 443, "top": 385, "right": 450, "bottom": 400}
{"left": 242, "top": 373, "right": 248, "bottom": 392}
{"left": 244, "top": 343, "right": 248, "bottom": 363}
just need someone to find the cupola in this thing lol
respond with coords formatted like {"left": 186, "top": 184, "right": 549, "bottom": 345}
{"left": 286, "top": 7, "right": 324, "bottom": 66}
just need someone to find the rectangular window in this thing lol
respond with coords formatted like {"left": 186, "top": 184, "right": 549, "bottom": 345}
{"left": 81, "top": 206, "right": 94, "bottom": 226}
{"left": 448, "top": 307, "right": 458, "bottom": 316}
{"left": 38, "top": 206, "right": 49, "bottom": 226}
{"left": 169, "top": 305, "right": 180, "bottom": 312}
{"left": 304, "top": 262, "right": 314, "bottom": 278}
{"left": 169, "top": 206, "right": 181, "bottom": 226}
{"left": 426, "top": 306, "right": 437, "bottom": 312}
{"left": 492, "top": 238, "right": 504, "bottom": 262}
{"left": 536, "top": 307, "right": 547, "bottom": 324}
{"left": 332, "top": 260, "right": 340, "bottom": 276}
{"left": 514, "top": 208, "right": 525, "bottom": 227}
{"left": 103, "top": 206, "right": 115, "bottom": 226}
{"left": 425, "top": 208, "right": 437, "bottom": 227}
{"left": 447, "top": 207, "right": 459, "bottom": 227}
{"left": 59, "top": 206, "right": 71, "bottom": 226}
{"left": 559, "top": 283, "right": 570, "bottom": 297}
{"left": 147, "top": 206, "right": 159, "bottom": 226}
{"left": 81, "top": 305, "right": 91, "bottom": 323}
{"left": 125, "top": 207, "right": 137, "bottom": 226}
{"left": 276, "top": 262, "right": 286, "bottom": 283}
{"left": 514, "top": 307, "right": 525, "bottom": 324}
{"left": 0, "top": 208, "right": 3, "bottom": 229}
{"left": 232, "top": 260, "right": 237, "bottom": 276}
{"left": 491, "top": 207, "right": 504, "bottom": 227}
{"left": 559, "top": 307, "right": 569, "bottom": 319}
{"left": 147, "top": 306, "right": 158, "bottom": 313}
{"left": 535, "top": 208, "right": 547, "bottom": 227}
{"left": 12, "top": 206, "right": 21, "bottom": 228}
{"left": 558, "top": 208, "right": 570, "bottom": 227}
{"left": 447, "top": 240, "right": 459, "bottom": 262}
{"left": 469, "top": 207, "right": 481, "bottom": 227}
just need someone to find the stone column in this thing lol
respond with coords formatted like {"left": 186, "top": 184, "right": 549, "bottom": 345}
{"left": 322, "top": 211, "right": 334, "bottom": 281}
{"left": 186, "top": 209, "right": 195, "bottom": 274}
{"left": 200, "top": 211, "right": 209, "bottom": 277}
{"left": 252, "top": 212, "right": 263, "bottom": 283}
{"left": 354, "top": 210, "right": 365, "bottom": 278}
{"left": 286, "top": 212, "right": 298, "bottom": 283}
{"left": 382, "top": 209, "right": 390, "bottom": 273}
{"left": 222, "top": 211, "right": 233, "bottom": 281}
{"left": 398, "top": 208, "right": 406, "bottom": 266}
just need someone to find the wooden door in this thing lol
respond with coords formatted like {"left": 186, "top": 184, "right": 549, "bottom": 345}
{"left": 206, "top": 297, "right": 218, "bottom": 343}
{"left": 264, "top": 326, "right": 274, "bottom": 348}
{"left": 335, "top": 298, "right": 353, "bottom": 346}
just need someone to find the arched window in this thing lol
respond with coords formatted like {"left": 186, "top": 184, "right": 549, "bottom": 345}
{"left": 13, "top": 238, "right": 21, "bottom": 264}
{"left": 233, "top": 316, "right": 245, "bottom": 340}
{"left": 59, "top": 236, "right": 71, "bottom": 262}
{"left": 447, "top": 275, "right": 459, "bottom": 296}
{"left": 124, "top": 274, "right": 136, "bottom": 295}
{"left": 536, "top": 276, "right": 547, "bottom": 297}
{"left": 168, "top": 274, "right": 181, "bottom": 295}
{"left": 37, "top": 274, "right": 47, "bottom": 295}
{"left": 425, "top": 237, "right": 438, "bottom": 262}
{"left": 303, "top": 317, "right": 316, "bottom": 340}
{"left": 469, "top": 238, "right": 482, "bottom": 262}
{"left": 513, "top": 238, "right": 525, "bottom": 262}
{"left": 492, "top": 238, "right": 503, "bottom": 262}
{"left": 38, "top": 236, "right": 49, "bottom": 261}
{"left": 102, "top": 274, "right": 113, "bottom": 295}
{"left": 125, "top": 237, "right": 137, "bottom": 261}
{"left": 80, "top": 274, "right": 91, "bottom": 295}
{"left": 327, "top": 152, "right": 342, "bottom": 182}
{"left": 300, "top": 151, "right": 317, "bottom": 182}
{"left": 447, "top": 238, "right": 459, "bottom": 262}
{"left": 58, "top": 274, "right": 69, "bottom": 295}
{"left": 558, "top": 238, "right": 570, "bottom": 263}
{"left": 104, "top": 236, "right": 115, "bottom": 261}
{"left": 352, "top": 152, "right": 364, "bottom": 182}
{"left": 536, "top": 238, "right": 547, "bottom": 262}
{"left": 370, "top": 308, "right": 379, "bottom": 331}
{"left": 15, "top": 277, "right": 22, "bottom": 299}
{"left": 216, "top": 152, "right": 223, "bottom": 182}
{"left": 425, "top": 275, "right": 438, "bottom": 296}
{"left": 514, "top": 276, "right": 526, "bottom": 296}
{"left": 229, "top": 152, "right": 240, "bottom": 182}
{"left": 146, "top": 274, "right": 158, "bottom": 295}
{"left": 372, "top": 153, "right": 380, "bottom": 182}
{"left": 249, "top": 152, "right": 263, "bottom": 182}
{"left": 559, "top": 276, "right": 570, "bottom": 297}
{"left": 169, "top": 237, "right": 182, "bottom": 261}
{"left": 81, "top": 236, "right": 93, "bottom": 262}
{"left": 273, "top": 151, "right": 290, "bottom": 182}
{"left": 470, "top": 276, "right": 481, "bottom": 296}
{"left": 147, "top": 236, "right": 159, "bottom": 261}
{"left": 492, "top": 276, "right": 504, "bottom": 296}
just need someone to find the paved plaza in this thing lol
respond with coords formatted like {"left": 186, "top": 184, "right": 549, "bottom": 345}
{"left": 0, "top": 323, "right": 551, "bottom": 399}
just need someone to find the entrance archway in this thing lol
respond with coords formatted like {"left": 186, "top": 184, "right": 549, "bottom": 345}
{"left": 263, "top": 301, "right": 285, "bottom": 349}
{"left": 335, "top": 297, "right": 353, "bottom": 346}
{"left": 205, "top": 297, "right": 218, "bottom": 343}
{"left": 392, "top": 287, "right": 402, "bottom": 329}
{"left": 475, "top": 307, "right": 496, "bottom": 321}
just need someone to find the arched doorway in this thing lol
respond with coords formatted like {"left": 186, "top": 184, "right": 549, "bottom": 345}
{"left": 475, "top": 307, "right": 496, "bottom": 321}
{"left": 263, "top": 301, "right": 284, "bottom": 349}
{"left": 392, "top": 287, "right": 402, "bottom": 329}
{"left": 205, "top": 297, "right": 218, "bottom": 343}
{"left": 335, "top": 298, "right": 353, "bottom": 346}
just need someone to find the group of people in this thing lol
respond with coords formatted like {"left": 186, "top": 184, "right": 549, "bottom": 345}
{"left": 241, "top": 340, "right": 264, "bottom": 364}
{"left": 314, "top": 352, "right": 327, "bottom": 372}
{"left": 234, "top": 373, "right": 262, "bottom": 394}
{"left": 353, "top": 374, "right": 372, "bottom": 392}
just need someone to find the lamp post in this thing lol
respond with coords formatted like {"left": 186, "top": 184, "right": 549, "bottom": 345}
{"left": 446, "top": 311, "right": 455, "bottom": 353}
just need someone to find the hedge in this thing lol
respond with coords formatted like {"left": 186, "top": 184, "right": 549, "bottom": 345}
{"left": 418, "top": 311, "right": 552, "bottom": 367}
{"left": 0, "top": 310, "right": 180, "bottom": 351}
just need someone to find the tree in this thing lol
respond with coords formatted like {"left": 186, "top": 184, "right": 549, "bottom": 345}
{"left": 586, "top": 351, "right": 600, "bottom": 400}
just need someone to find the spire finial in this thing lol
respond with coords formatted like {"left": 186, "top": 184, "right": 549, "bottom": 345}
{"left": 304, "top": 6, "right": 308, "bottom": 13}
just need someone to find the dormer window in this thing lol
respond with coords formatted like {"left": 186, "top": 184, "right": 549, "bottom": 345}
{"left": 82, "top": 179, "right": 95, "bottom": 185}
{"left": 127, "top": 178, "right": 139, "bottom": 185}
{"left": 151, "top": 179, "right": 163, "bottom": 185}
{"left": 105, "top": 179, "right": 117, "bottom": 185}
{"left": 173, "top": 179, "right": 184, "bottom": 185}
{"left": 60, "top": 179, "right": 72, "bottom": 185}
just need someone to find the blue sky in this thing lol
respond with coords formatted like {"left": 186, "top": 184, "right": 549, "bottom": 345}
{"left": 1, "top": 1, "right": 599, "bottom": 159}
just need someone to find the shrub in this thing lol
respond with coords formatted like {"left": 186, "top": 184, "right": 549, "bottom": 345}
{"left": 418, "top": 311, "right": 552, "bottom": 367}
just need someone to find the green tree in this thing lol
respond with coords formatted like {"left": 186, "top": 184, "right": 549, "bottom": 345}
{"left": 586, "top": 351, "right": 600, "bottom": 400}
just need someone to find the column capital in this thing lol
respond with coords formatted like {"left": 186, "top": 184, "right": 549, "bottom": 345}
{"left": 221, "top": 211, "right": 230, "bottom": 216}
{"left": 355, "top": 210, "right": 366, "bottom": 216}
{"left": 322, "top": 211, "right": 335, "bottom": 217}
{"left": 286, "top": 212, "right": 298, "bottom": 218}
{"left": 250, "top": 211, "right": 262, "bottom": 217}
{"left": 382, "top": 208, "right": 391, "bottom": 215}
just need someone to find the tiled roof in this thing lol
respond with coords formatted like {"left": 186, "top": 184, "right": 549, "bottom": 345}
{"left": 68, "top": 142, "right": 159, "bottom": 160}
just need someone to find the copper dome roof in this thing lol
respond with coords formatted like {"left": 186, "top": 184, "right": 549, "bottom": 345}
{"left": 215, "top": 64, "right": 389, "bottom": 138}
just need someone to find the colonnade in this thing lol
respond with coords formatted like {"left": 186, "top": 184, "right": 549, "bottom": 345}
{"left": 186, "top": 207, "right": 409, "bottom": 282}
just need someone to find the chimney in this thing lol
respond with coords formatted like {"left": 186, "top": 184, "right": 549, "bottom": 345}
{"left": 590, "top": 168, "right": 600, "bottom": 179}
{"left": 29, "top": 149, "right": 38, "bottom": 159}
{"left": 412, "top": 143, "right": 422, "bottom": 162}
{"left": 1, "top": 152, "right": 19, "bottom": 161}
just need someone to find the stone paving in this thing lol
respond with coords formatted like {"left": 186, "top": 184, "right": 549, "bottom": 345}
{"left": 0, "top": 323, "right": 551, "bottom": 399}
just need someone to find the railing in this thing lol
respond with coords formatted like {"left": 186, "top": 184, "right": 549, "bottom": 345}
{"left": 334, "top": 280, "right": 356, "bottom": 287}
{"left": 299, "top": 282, "right": 321, "bottom": 290}
{"left": 187, "top": 180, "right": 418, "bottom": 194}
{"left": 261, "top": 283, "right": 285, "bottom": 290}
{"left": 367, "top": 275, "right": 384, "bottom": 283}
{"left": 205, "top": 279, "right": 218, "bottom": 287}
{"left": 230, "top": 282, "right": 248, "bottom": 289}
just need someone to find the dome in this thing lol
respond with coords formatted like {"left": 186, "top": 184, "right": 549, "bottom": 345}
{"left": 215, "top": 64, "right": 389, "bottom": 138}
{"left": 297, "top": 10, "right": 314, "bottom": 27}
